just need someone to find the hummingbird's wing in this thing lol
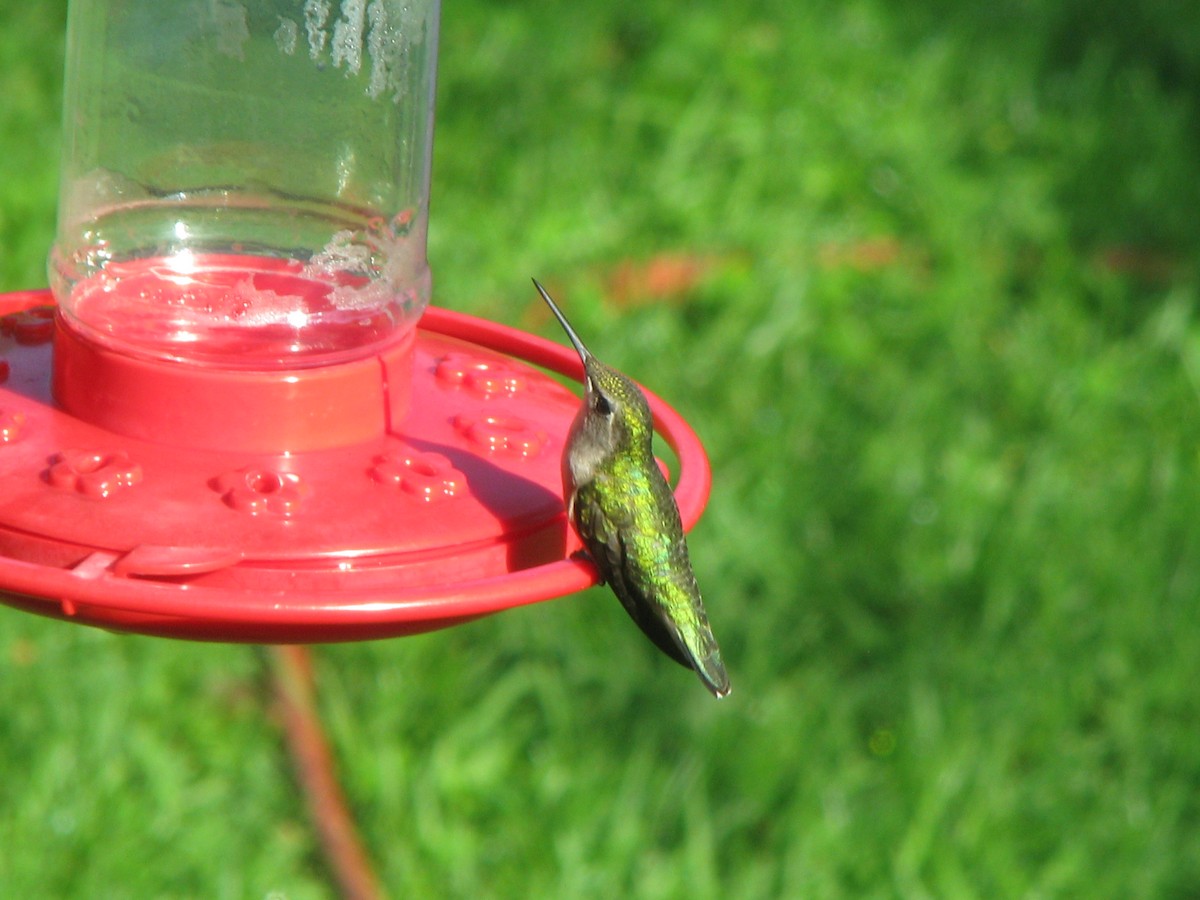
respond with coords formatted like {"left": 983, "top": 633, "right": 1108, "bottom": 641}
{"left": 573, "top": 478, "right": 694, "bottom": 671}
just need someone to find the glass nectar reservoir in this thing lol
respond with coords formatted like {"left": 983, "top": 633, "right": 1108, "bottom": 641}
{"left": 50, "top": 0, "right": 441, "bottom": 370}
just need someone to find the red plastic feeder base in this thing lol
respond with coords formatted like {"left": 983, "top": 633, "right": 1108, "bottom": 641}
{"left": 0, "top": 290, "right": 711, "bottom": 642}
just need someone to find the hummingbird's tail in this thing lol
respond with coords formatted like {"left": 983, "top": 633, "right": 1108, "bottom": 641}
{"left": 633, "top": 581, "right": 731, "bottom": 699}
{"left": 665, "top": 608, "right": 731, "bottom": 699}
{"left": 626, "top": 593, "right": 732, "bottom": 698}
{"left": 689, "top": 632, "right": 732, "bottom": 699}
{"left": 629, "top": 595, "right": 731, "bottom": 698}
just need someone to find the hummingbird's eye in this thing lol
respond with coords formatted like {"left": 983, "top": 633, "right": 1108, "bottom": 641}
{"left": 593, "top": 394, "right": 613, "bottom": 416}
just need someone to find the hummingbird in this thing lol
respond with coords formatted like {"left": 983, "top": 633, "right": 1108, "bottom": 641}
{"left": 532, "top": 278, "right": 731, "bottom": 698}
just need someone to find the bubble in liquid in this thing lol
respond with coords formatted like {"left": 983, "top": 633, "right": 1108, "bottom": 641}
{"left": 274, "top": 17, "right": 300, "bottom": 55}
{"left": 331, "top": 0, "right": 367, "bottom": 74}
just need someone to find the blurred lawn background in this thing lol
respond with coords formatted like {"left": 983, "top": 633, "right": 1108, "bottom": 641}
{"left": 2, "top": 0, "right": 1200, "bottom": 896}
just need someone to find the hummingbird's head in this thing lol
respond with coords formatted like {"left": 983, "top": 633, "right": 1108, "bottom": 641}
{"left": 533, "top": 278, "right": 654, "bottom": 463}
{"left": 578, "top": 356, "right": 653, "bottom": 455}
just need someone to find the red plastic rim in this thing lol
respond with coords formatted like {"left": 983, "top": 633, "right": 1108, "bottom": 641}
{"left": 0, "top": 290, "right": 712, "bottom": 642}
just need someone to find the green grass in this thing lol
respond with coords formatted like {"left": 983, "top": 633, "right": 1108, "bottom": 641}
{"left": 3, "top": 0, "right": 1200, "bottom": 895}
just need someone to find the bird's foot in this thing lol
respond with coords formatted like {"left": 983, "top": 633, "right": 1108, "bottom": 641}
{"left": 568, "top": 548, "right": 605, "bottom": 585}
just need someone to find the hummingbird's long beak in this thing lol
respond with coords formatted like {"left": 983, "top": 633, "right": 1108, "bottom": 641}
{"left": 532, "top": 278, "right": 592, "bottom": 366}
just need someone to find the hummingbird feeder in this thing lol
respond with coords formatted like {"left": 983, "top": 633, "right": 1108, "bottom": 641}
{"left": 0, "top": 0, "right": 711, "bottom": 643}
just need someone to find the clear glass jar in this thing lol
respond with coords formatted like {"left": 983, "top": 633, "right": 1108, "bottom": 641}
{"left": 50, "top": 0, "right": 440, "bottom": 369}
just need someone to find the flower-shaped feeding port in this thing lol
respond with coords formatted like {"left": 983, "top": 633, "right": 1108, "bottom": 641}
{"left": 214, "top": 467, "right": 307, "bottom": 517}
{"left": 0, "top": 409, "right": 25, "bottom": 443}
{"left": 452, "top": 414, "right": 547, "bottom": 458}
{"left": 2, "top": 306, "right": 56, "bottom": 345}
{"left": 47, "top": 449, "right": 143, "bottom": 499}
{"left": 435, "top": 353, "right": 529, "bottom": 399}
{"left": 370, "top": 447, "right": 464, "bottom": 503}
